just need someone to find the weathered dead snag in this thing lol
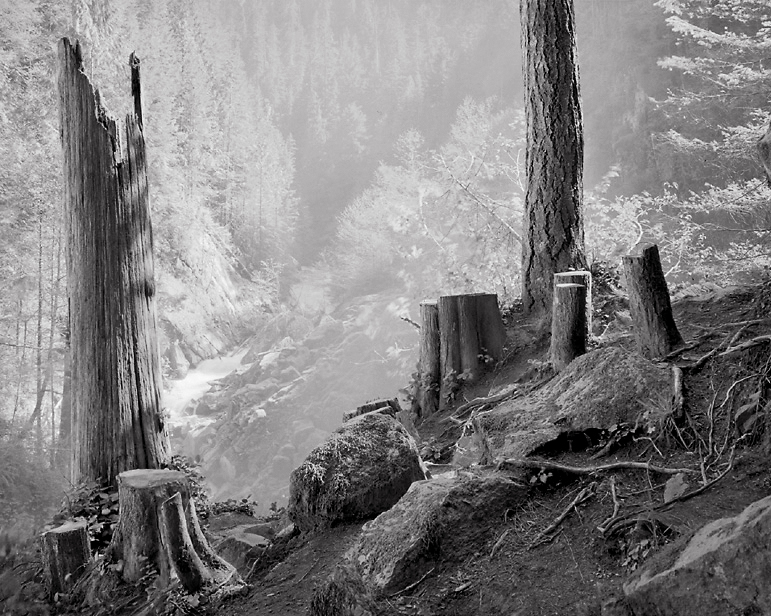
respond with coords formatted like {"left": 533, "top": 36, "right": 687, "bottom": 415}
{"left": 41, "top": 520, "right": 91, "bottom": 598}
{"left": 622, "top": 243, "right": 684, "bottom": 359}
{"left": 110, "top": 469, "right": 243, "bottom": 595}
{"left": 550, "top": 282, "right": 587, "bottom": 371}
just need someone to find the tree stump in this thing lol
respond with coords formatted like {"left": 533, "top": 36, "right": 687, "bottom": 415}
{"left": 550, "top": 283, "right": 587, "bottom": 371}
{"left": 438, "top": 294, "right": 505, "bottom": 408}
{"left": 438, "top": 295, "right": 462, "bottom": 410}
{"left": 41, "top": 520, "right": 90, "bottom": 598}
{"left": 343, "top": 398, "right": 400, "bottom": 422}
{"left": 554, "top": 270, "right": 592, "bottom": 336}
{"left": 622, "top": 243, "right": 684, "bottom": 359}
{"left": 109, "top": 469, "right": 242, "bottom": 594}
{"left": 415, "top": 300, "right": 440, "bottom": 419}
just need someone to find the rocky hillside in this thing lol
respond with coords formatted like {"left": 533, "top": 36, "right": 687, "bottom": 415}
{"left": 209, "top": 280, "right": 771, "bottom": 616}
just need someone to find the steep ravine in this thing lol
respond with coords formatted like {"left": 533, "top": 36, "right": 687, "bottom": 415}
{"left": 165, "top": 292, "right": 418, "bottom": 514}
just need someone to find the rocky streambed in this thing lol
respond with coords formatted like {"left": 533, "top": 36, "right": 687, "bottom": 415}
{"left": 164, "top": 293, "right": 418, "bottom": 514}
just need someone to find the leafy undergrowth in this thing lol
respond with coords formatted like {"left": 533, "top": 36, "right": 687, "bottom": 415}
{"left": 215, "top": 279, "right": 771, "bottom": 616}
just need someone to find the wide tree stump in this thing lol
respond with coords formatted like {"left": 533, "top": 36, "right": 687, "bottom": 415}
{"left": 415, "top": 300, "right": 440, "bottom": 419}
{"left": 437, "top": 293, "right": 505, "bottom": 408}
{"left": 41, "top": 520, "right": 90, "bottom": 598}
{"left": 554, "top": 270, "right": 592, "bottom": 336}
{"left": 622, "top": 243, "right": 684, "bottom": 359}
{"left": 550, "top": 283, "right": 587, "bottom": 371}
{"left": 109, "top": 469, "right": 242, "bottom": 594}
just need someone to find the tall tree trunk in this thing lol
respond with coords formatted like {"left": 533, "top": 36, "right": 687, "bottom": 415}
{"left": 58, "top": 38, "right": 169, "bottom": 487}
{"left": 520, "top": 0, "right": 586, "bottom": 318}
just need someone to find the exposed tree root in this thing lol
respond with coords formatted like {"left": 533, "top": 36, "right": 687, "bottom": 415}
{"left": 498, "top": 458, "right": 699, "bottom": 477}
{"left": 528, "top": 483, "right": 596, "bottom": 550}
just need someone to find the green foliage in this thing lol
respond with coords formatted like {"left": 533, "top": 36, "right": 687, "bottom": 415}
{"left": 163, "top": 455, "right": 211, "bottom": 519}
{"left": 327, "top": 97, "right": 524, "bottom": 305}
{"left": 54, "top": 481, "right": 119, "bottom": 553}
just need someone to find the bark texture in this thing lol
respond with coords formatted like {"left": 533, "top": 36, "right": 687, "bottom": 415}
{"left": 757, "top": 121, "right": 771, "bottom": 187}
{"left": 550, "top": 283, "right": 587, "bottom": 371}
{"left": 58, "top": 38, "right": 168, "bottom": 487}
{"left": 554, "top": 270, "right": 592, "bottom": 336}
{"left": 41, "top": 521, "right": 90, "bottom": 598}
{"left": 416, "top": 301, "right": 440, "bottom": 419}
{"left": 520, "top": 0, "right": 586, "bottom": 317}
{"left": 622, "top": 243, "right": 684, "bottom": 359}
{"left": 437, "top": 294, "right": 505, "bottom": 408}
{"left": 110, "top": 469, "right": 241, "bottom": 593}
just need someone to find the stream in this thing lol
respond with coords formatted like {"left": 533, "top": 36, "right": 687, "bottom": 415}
{"left": 163, "top": 349, "right": 248, "bottom": 432}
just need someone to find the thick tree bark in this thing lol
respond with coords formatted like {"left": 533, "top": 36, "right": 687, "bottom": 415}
{"left": 110, "top": 469, "right": 241, "bottom": 594}
{"left": 438, "top": 295, "right": 462, "bottom": 410}
{"left": 550, "top": 283, "right": 587, "bottom": 371}
{"left": 416, "top": 300, "right": 440, "bottom": 419}
{"left": 438, "top": 294, "right": 505, "bottom": 408}
{"left": 520, "top": 0, "right": 586, "bottom": 317}
{"left": 622, "top": 243, "right": 684, "bottom": 359}
{"left": 58, "top": 38, "right": 169, "bottom": 487}
{"left": 554, "top": 270, "right": 592, "bottom": 336}
{"left": 757, "top": 121, "right": 771, "bottom": 187}
{"left": 41, "top": 520, "right": 90, "bottom": 598}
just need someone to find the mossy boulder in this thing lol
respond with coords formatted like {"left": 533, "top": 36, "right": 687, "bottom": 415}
{"left": 483, "top": 347, "right": 672, "bottom": 458}
{"left": 288, "top": 412, "right": 426, "bottom": 533}
{"left": 310, "top": 473, "right": 527, "bottom": 614}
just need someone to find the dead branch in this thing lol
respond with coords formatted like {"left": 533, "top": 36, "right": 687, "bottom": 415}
{"left": 602, "top": 444, "right": 737, "bottom": 537}
{"left": 671, "top": 364, "right": 684, "bottom": 422}
{"left": 400, "top": 316, "right": 421, "bottom": 330}
{"left": 596, "top": 477, "right": 621, "bottom": 533}
{"left": 390, "top": 566, "right": 436, "bottom": 597}
{"left": 445, "top": 386, "right": 518, "bottom": 422}
{"left": 498, "top": 458, "right": 699, "bottom": 477}
{"left": 529, "top": 483, "right": 596, "bottom": 549}
{"left": 719, "top": 335, "right": 771, "bottom": 356}
{"left": 489, "top": 529, "right": 510, "bottom": 560}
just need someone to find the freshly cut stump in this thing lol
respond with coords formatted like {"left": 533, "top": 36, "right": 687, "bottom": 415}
{"left": 41, "top": 520, "right": 90, "bottom": 598}
{"left": 550, "top": 283, "right": 587, "bottom": 371}
{"left": 623, "top": 243, "right": 683, "bottom": 359}
{"left": 109, "top": 469, "right": 242, "bottom": 594}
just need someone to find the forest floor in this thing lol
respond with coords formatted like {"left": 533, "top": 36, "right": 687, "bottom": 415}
{"left": 213, "top": 278, "right": 771, "bottom": 616}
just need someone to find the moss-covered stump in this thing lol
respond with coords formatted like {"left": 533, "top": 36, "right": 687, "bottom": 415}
{"left": 310, "top": 473, "right": 527, "bottom": 615}
{"left": 288, "top": 413, "right": 426, "bottom": 533}
{"left": 482, "top": 347, "right": 672, "bottom": 459}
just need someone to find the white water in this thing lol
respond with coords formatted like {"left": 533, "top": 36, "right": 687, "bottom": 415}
{"left": 163, "top": 349, "right": 249, "bottom": 429}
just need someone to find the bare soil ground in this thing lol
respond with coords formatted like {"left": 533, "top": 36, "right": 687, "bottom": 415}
{"left": 217, "top": 280, "right": 771, "bottom": 616}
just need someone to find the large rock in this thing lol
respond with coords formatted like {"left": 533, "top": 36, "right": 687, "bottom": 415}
{"left": 310, "top": 473, "right": 527, "bottom": 615}
{"left": 288, "top": 413, "right": 426, "bottom": 533}
{"left": 623, "top": 494, "right": 771, "bottom": 616}
{"left": 483, "top": 347, "right": 671, "bottom": 458}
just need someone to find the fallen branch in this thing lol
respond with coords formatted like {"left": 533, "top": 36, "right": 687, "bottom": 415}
{"left": 498, "top": 458, "right": 699, "bottom": 477}
{"left": 596, "top": 477, "right": 621, "bottom": 534}
{"left": 489, "top": 528, "right": 510, "bottom": 560}
{"left": 719, "top": 335, "right": 771, "bottom": 356}
{"left": 602, "top": 445, "right": 737, "bottom": 537}
{"left": 390, "top": 566, "right": 436, "bottom": 597}
{"left": 445, "top": 386, "right": 518, "bottom": 422}
{"left": 529, "top": 483, "right": 596, "bottom": 549}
